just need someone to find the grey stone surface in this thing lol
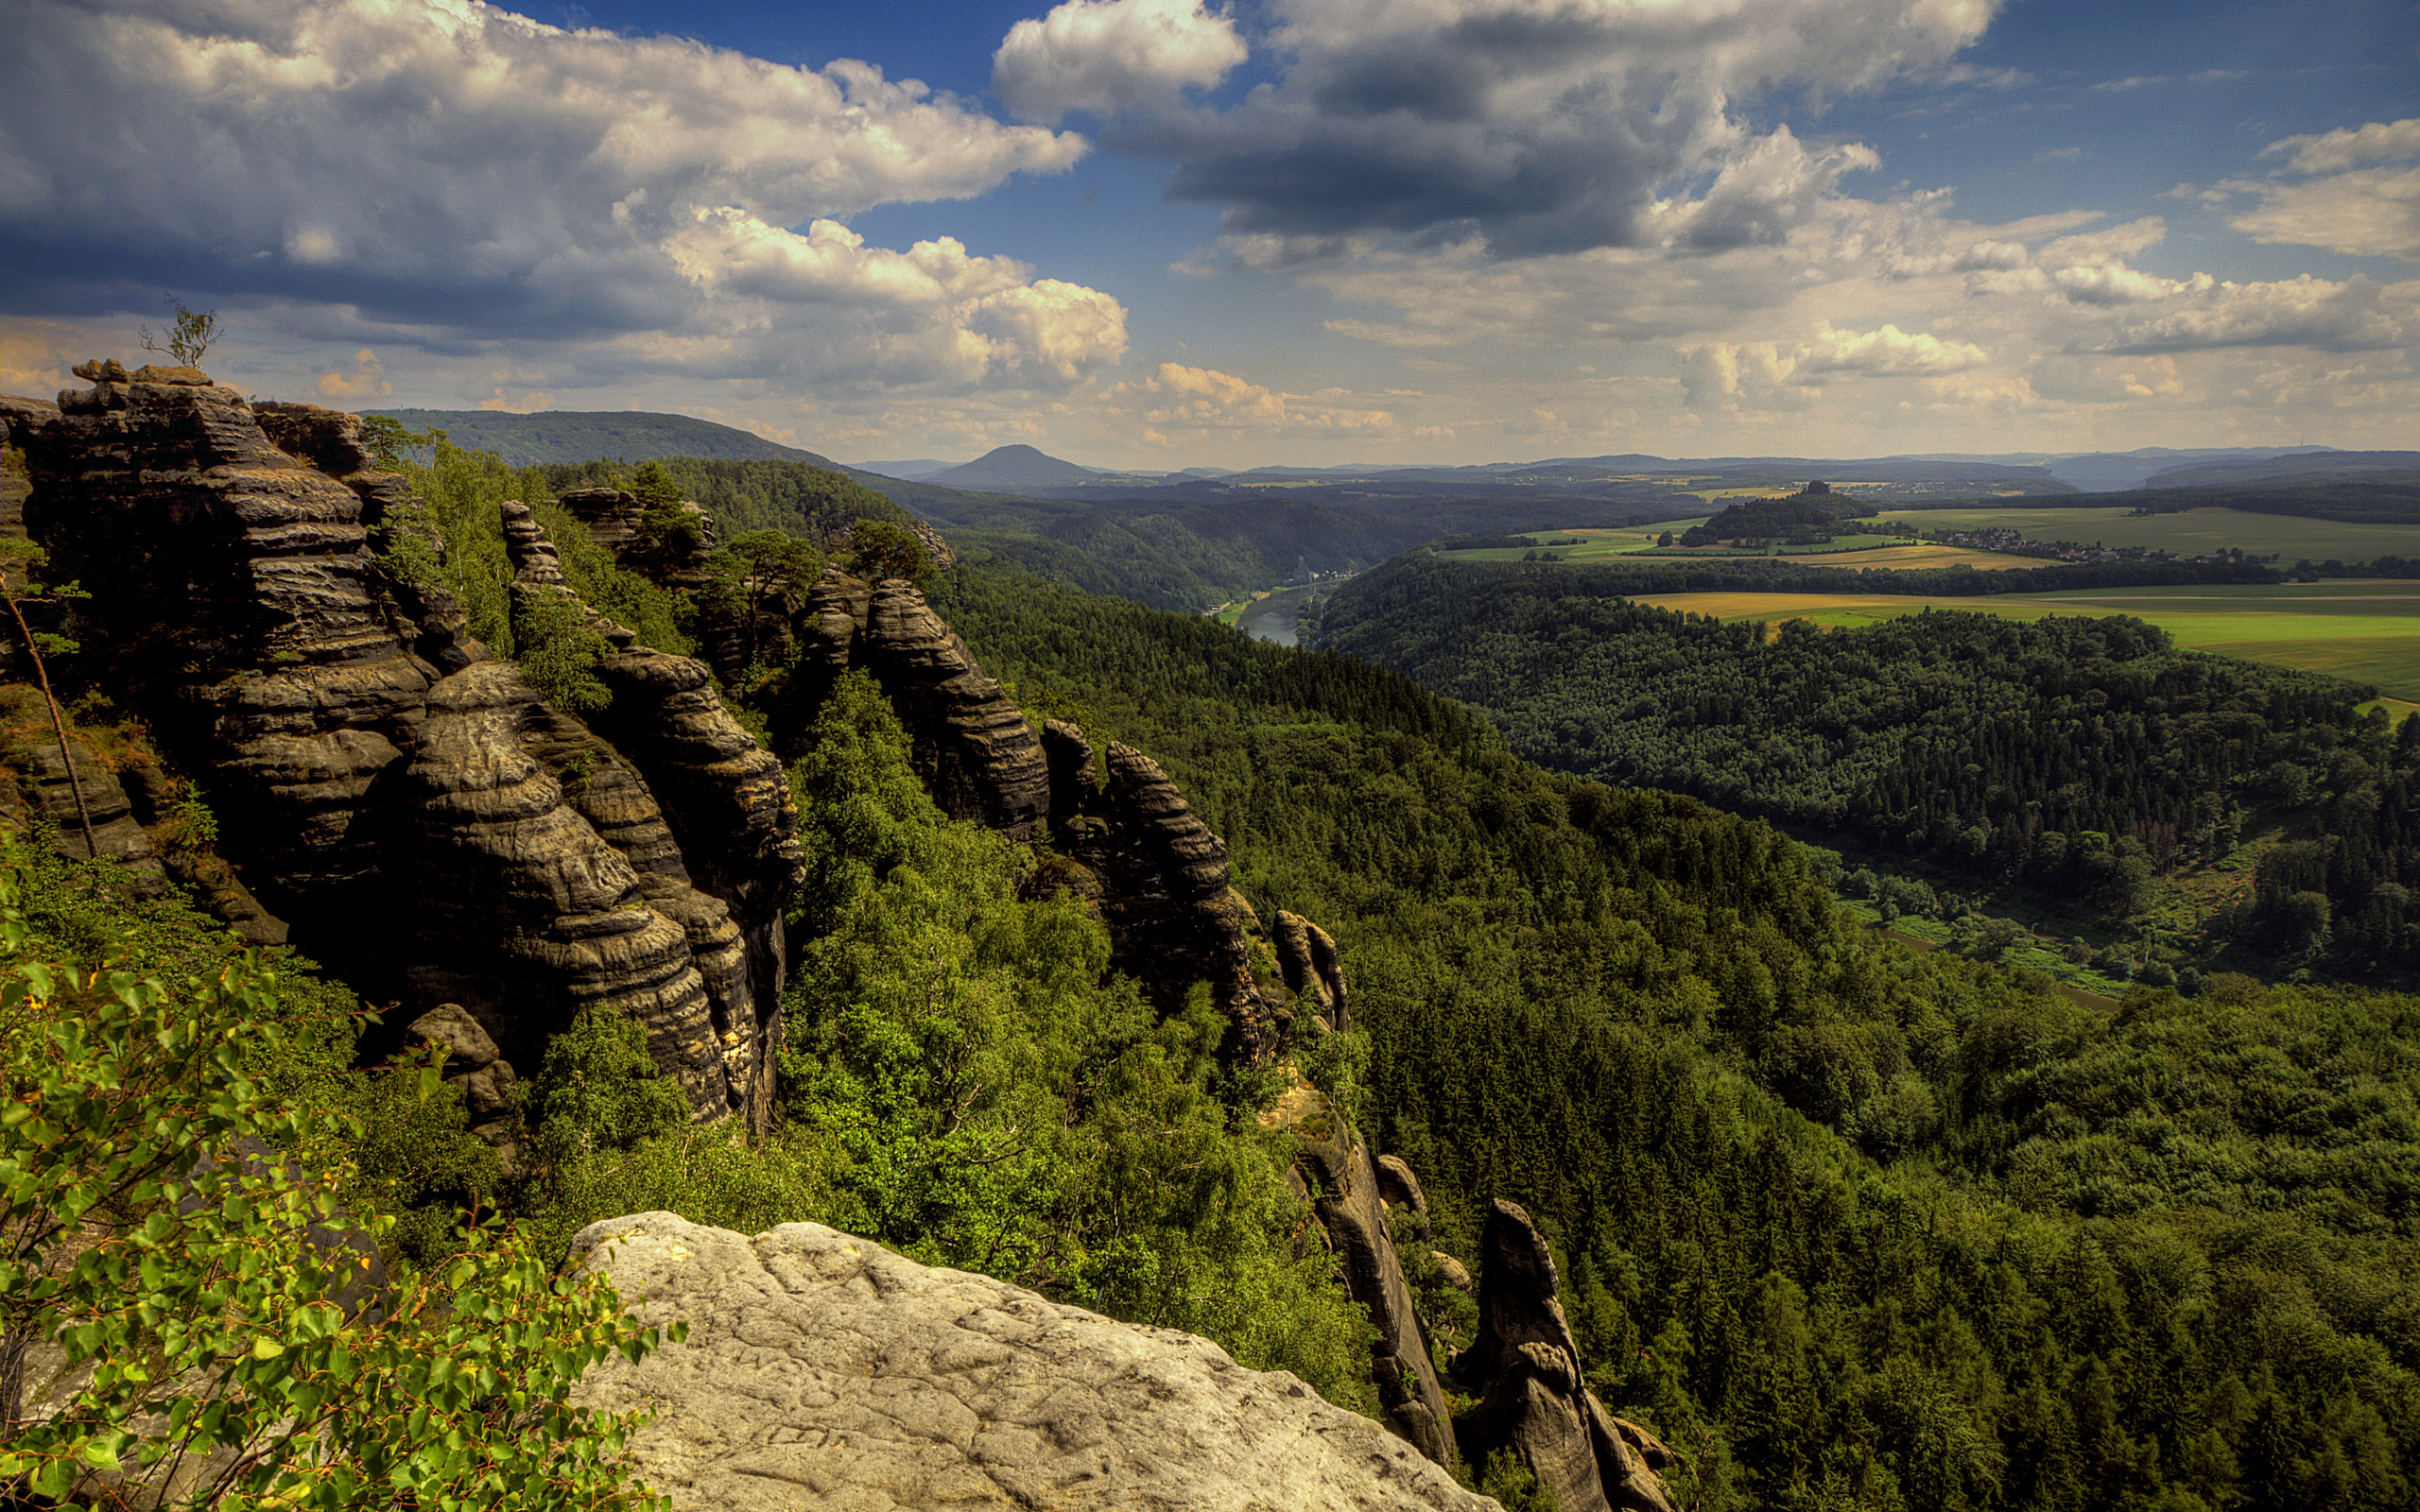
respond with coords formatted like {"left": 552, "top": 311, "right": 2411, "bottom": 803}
{"left": 569, "top": 1212, "right": 1501, "bottom": 1512}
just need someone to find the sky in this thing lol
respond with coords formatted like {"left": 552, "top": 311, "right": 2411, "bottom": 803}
{"left": 2, "top": 0, "right": 2416, "bottom": 469}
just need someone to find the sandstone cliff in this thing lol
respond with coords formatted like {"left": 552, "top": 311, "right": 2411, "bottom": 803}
{"left": 569, "top": 1211, "right": 1498, "bottom": 1512}
{"left": 13, "top": 366, "right": 800, "bottom": 1125}
{"left": 1455, "top": 1200, "right": 1679, "bottom": 1512}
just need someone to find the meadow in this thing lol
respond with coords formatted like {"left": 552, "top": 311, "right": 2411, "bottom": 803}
{"left": 1441, "top": 523, "right": 2045, "bottom": 570}
{"left": 1876, "top": 504, "right": 2420, "bottom": 562}
{"left": 1633, "top": 579, "right": 2420, "bottom": 702}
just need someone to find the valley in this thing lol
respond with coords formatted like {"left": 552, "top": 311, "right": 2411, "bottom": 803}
{"left": 1629, "top": 580, "right": 2420, "bottom": 701}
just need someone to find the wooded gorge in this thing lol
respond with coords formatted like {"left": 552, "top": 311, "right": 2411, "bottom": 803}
{"left": 1324, "top": 551, "right": 2420, "bottom": 985}
{"left": 3, "top": 387, "right": 2415, "bottom": 1512}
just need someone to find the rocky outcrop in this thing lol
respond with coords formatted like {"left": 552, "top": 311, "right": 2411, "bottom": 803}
{"left": 1046, "top": 732, "right": 1287, "bottom": 1060}
{"left": 13, "top": 369, "right": 798, "bottom": 1125}
{"left": 1265, "top": 1086, "right": 1458, "bottom": 1469}
{"left": 22, "top": 367, "right": 441, "bottom": 955}
{"left": 568, "top": 1212, "right": 1496, "bottom": 1512}
{"left": 404, "top": 1002, "right": 520, "bottom": 1127}
{"left": 1454, "top": 1201, "right": 1678, "bottom": 1512}
{"left": 402, "top": 659, "right": 735, "bottom": 1117}
{"left": 1377, "top": 1155, "right": 1431, "bottom": 1245}
{"left": 783, "top": 567, "right": 1047, "bottom": 838}
{"left": 1275, "top": 908, "right": 1351, "bottom": 1033}
{"left": 503, "top": 501, "right": 804, "bottom": 1125}
{"left": 861, "top": 580, "right": 1049, "bottom": 839}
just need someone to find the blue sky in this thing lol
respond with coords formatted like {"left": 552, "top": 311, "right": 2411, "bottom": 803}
{"left": 3, "top": 0, "right": 2415, "bottom": 466}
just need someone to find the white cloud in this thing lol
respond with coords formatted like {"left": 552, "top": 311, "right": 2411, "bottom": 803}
{"left": 2228, "top": 166, "right": 2420, "bottom": 264}
{"left": 1109, "top": 362, "right": 1394, "bottom": 441}
{"left": 663, "top": 210, "right": 1129, "bottom": 387}
{"left": 2097, "top": 274, "right": 2415, "bottom": 354}
{"left": 2218, "top": 118, "right": 2420, "bottom": 264}
{"left": 1683, "top": 320, "right": 1985, "bottom": 407}
{"left": 0, "top": 0, "right": 1099, "bottom": 397}
{"left": 993, "top": 0, "right": 1248, "bottom": 124}
{"left": 316, "top": 349, "right": 392, "bottom": 399}
{"left": 2259, "top": 117, "right": 2420, "bottom": 175}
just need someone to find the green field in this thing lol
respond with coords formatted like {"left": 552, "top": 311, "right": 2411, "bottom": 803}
{"left": 1443, "top": 521, "right": 1927, "bottom": 562}
{"left": 1876, "top": 505, "right": 2420, "bottom": 563}
{"left": 1635, "top": 580, "right": 2420, "bottom": 701}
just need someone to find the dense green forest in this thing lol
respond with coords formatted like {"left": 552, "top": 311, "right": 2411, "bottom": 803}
{"left": 1319, "top": 569, "right": 2420, "bottom": 982}
{"left": 14, "top": 438, "right": 2420, "bottom": 1511}
{"left": 935, "top": 552, "right": 2420, "bottom": 1512}
{"left": 1329, "top": 549, "right": 2291, "bottom": 615}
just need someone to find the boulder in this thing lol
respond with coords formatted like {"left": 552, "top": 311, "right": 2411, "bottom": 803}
{"left": 567, "top": 1212, "right": 1497, "bottom": 1512}
{"left": 1376, "top": 1154, "right": 1431, "bottom": 1244}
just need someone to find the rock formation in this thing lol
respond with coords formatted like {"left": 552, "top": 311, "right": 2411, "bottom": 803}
{"left": 13, "top": 369, "right": 801, "bottom": 1125}
{"left": 502, "top": 501, "right": 804, "bottom": 1125}
{"left": 788, "top": 566, "right": 1048, "bottom": 839}
{"left": 1275, "top": 908, "right": 1351, "bottom": 1032}
{"left": 1455, "top": 1200, "right": 1679, "bottom": 1512}
{"left": 568, "top": 1212, "right": 1496, "bottom": 1512}
{"left": 1264, "top": 1085, "right": 1458, "bottom": 1469}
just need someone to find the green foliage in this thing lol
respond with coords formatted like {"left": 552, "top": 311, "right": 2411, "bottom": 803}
{"left": 771, "top": 671, "right": 1379, "bottom": 1410}
{"left": 524, "top": 1005, "right": 690, "bottom": 1175}
{"left": 510, "top": 585, "right": 614, "bottom": 715}
{"left": 935, "top": 558, "right": 2420, "bottom": 1512}
{"left": 1323, "top": 573, "right": 2420, "bottom": 975}
{"left": 532, "top": 455, "right": 911, "bottom": 544}
{"left": 847, "top": 518, "right": 933, "bottom": 587}
{"left": 1478, "top": 1450, "right": 1560, "bottom": 1512}
{"left": 138, "top": 295, "right": 219, "bottom": 367}
{"left": 386, "top": 438, "right": 694, "bottom": 662}
{"left": 704, "top": 529, "right": 823, "bottom": 683}
{"left": 357, "top": 414, "right": 430, "bottom": 471}
{"left": 0, "top": 829, "right": 675, "bottom": 1510}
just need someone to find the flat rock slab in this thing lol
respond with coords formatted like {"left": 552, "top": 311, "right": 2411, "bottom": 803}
{"left": 570, "top": 1212, "right": 1498, "bottom": 1512}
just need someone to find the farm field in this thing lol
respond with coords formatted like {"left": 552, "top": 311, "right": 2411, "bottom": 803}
{"left": 1633, "top": 579, "right": 2420, "bottom": 701}
{"left": 1876, "top": 505, "right": 2420, "bottom": 562}
{"left": 1441, "top": 524, "right": 2035, "bottom": 570}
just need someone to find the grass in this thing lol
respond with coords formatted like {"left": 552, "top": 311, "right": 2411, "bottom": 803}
{"left": 1634, "top": 579, "right": 2420, "bottom": 700}
{"left": 1876, "top": 505, "right": 2420, "bottom": 564}
{"left": 1442, "top": 524, "right": 2043, "bottom": 571}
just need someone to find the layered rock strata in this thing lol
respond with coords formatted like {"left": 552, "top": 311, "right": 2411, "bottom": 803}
{"left": 791, "top": 567, "right": 1048, "bottom": 839}
{"left": 568, "top": 1212, "right": 1495, "bottom": 1512}
{"left": 14, "top": 369, "right": 797, "bottom": 1125}
{"left": 1268, "top": 1085, "right": 1458, "bottom": 1469}
{"left": 503, "top": 501, "right": 804, "bottom": 1125}
{"left": 1275, "top": 908, "right": 1351, "bottom": 1032}
{"left": 23, "top": 368, "right": 441, "bottom": 960}
{"left": 1455, "top": 1200, "right": 1679, "bottom": 1512}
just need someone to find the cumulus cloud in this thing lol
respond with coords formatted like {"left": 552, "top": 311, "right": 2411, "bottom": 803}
{"left": 2097, "top": 275, "right": 2415, "bottom": 354}
{"left": 2221, "top": 118, "right": 2420, "bottom": 264}
{"left": 1109, "top": 362, "right": 1394, "bottom": 442}
{"left": 1683, "top": 320, "right": 1986, "bottom": 407}
{"left": 994, "top": 0, "right": 1248, "bottom": 124}
{"left": 0, "top": 0, "right": 1107, "bottom": 396}
{"left": 2259, "top": 118, "right": 2420, "bottom": 175}
{"left": 1110, "top": 0, "right": 1997, "bottom": 256}
{"left": 315, "top": 350, "right": 393, "bottom": 399}
{"left": 663, "top": 210, "right": 1129, "bottom": 386}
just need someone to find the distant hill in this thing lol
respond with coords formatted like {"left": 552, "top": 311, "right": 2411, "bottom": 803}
{"left": 928, "top": 445, "right": 1103, "bottom": 490}
{"left": 367, "top": 409, "right": 828, "bottom": 466}
{"left": 2143, "top": 451, "right": 2420, "bottom": 489}
{"left": 849, "top": 458, "right": 963, "bottom": 481}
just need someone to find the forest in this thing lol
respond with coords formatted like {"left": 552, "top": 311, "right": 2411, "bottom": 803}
{"left": 1321, "top": 567, "right": 2420, "bottom": 982}
{"left": 7, "top": 436, "right": 2418, "bottom": 1512}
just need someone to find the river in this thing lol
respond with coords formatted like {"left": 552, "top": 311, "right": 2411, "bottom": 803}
{"left": 1236, "top": 585, "right": 1316, "bottom": 646}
